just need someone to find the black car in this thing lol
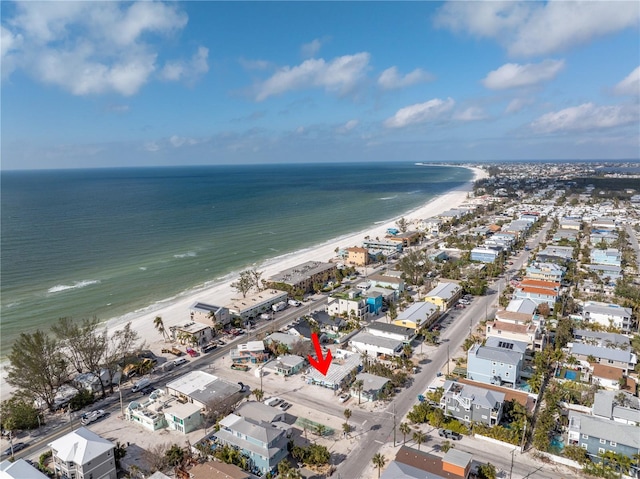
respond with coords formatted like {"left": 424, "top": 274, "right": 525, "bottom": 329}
{"left": 1, "top": 442, "right": 28, "bottom": 458}
{"left": 140, "top": 386, "right": 155, "bottom": 395}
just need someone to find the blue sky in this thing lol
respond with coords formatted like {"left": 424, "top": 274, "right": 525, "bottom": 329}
{"left": 1, "top": 1, "right": 639, "bottom": 169}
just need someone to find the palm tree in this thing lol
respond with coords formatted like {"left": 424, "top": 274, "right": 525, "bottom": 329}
{"left": 399, "top": 422, "right": 411, "bottom": 444}
{"left": 413, "top": 431, "right": 426, "bottom": 451}
{"left": 372, "top": 453, "right": 386, "bottom": 479}
{"left": 315, "top": 423, "right": 327, "bottom": 437}
{"left": 353, "top": 380, "right": 364, "bottom": 405}
{"left": 343, "top": 408, "right": 352, "bottom": 426}
{"left": 441, "top": 439, "right": 453, "bottom": 453}
{"left": 342, "top": 422, "right": 351, "bottom": 436}
{"left": 252, "top": 388, "right": 264, "bottom": 402}
{"left": 402, "top": 344, "right": 413, "bottom": 358}
{"left": 153, "top": 316, "right": 168, "bottom": 342}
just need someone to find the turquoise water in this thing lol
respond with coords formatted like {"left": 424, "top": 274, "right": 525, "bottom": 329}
{"left": 1, "top": 162, "right": 472, "bottom": 355}
{"left": 564, "top": 370, "right": 578, "bottom": 380}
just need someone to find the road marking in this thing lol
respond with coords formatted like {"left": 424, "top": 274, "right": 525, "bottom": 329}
{"left": 374, "top": 440, "right": 384, "bottom": 445}
{"left": 362, "top": 420, "right": 367, "bottom": 426}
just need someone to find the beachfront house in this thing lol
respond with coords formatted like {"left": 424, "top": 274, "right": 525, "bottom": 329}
{"left": 189, "top": 302, "right": 231, "bottom": 326}
{"left": 227, "top": 289, "right": 288, "bottom": 321}
{"left": 267, "top": 261, "right": 337, "bottom": 294}
{"left": 48, "top": 427, "right": 116, "bottom": 479}
{"left": 172, "top": 321, "right": 214, "bottom": 349}
{"left": 346, "top": 246, "right": 370, "bottom": 266}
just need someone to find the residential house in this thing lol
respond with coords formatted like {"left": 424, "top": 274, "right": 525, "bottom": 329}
{"left": 365, "top": 289, "right": 384, "bottom": 315}
{"left": 366, "top": 321, "right": 415, "bottom": 342}
{"left": 552, "top": 229, "right": 579, "bottom": 243}
{"left": 235, "top": 401, "right": 287, "bottom": 425}
{"left": 567, "top": 412, "right": 640, "bottom": 464}
{"left": 349, "top": 331, "right": 404, "bottom": 359}
{"left": 571, "top": 329, "right": 630, "bottom": 349}
{"left": 48, "top": 427, "right": 116, "bottom": 479}
{"left": 418, "top": 217, "right": 443, "bottom": 235}
{"left": 264, "top": 332, "right": 309, "bottom": 352}
{"left": 590, "top": 248, "right": 622, "bottom": 267}
{"left": 592, "top": 390, "right": 640, "bottom": 426}
{"left": 127, "top": 390, "right": 201, "bottom": 433}
{"left": 440, "top": 380, "right": 505, "bottom": 426}
{"left": 188, "top": 461, "right": 250, "bottom": 479}
{"left": 485, "top": 314, "right": 543, "bottom": 352}
{"left": 346, "top": 247, "right": 369, "bottom": 266}
{"left": 352, "top": 372, "right": 391, "bottom": 401}
{"left": 189, "top": 302, "right": 230, "bottom": 326}
{"left": 505, "top": 298, "right": 538, "bottom": 315}
{"left": 213, "top": 413, "right": 289, "bottom": 475}
{"left": 591, "top": 364, "right": 625, "bottom": 391}
{"left": 589, "top": 231, "right": 618, "bottom": 247}
{"left": 591, "top": 217, "right": 617, "bottom": 230}
{"left": 582, "top": 301, "right": 634, "bottom": 332}
{"left": 0, "top": 459, "right": 49, "bottom": 479}
{"left": 566, "top": 343, "right": 637, "bottom": 374}
{"left": 362, "top": 239, "right": 403, "bottom": 254}
{"left": 267, "top": 261, "right": 337, "bottom": 294}
{"left": 165, "top": 371, "right": 242, "bottom": 410}
{"left": 386, "top": 446, "right": 473, "bottom": 479}
{"left": 306, "top": 350, "right": 361, "bottom": 390}
{"left": 173, "top": 321, "right": 214, "bottom": 349}
{"left": 262, "top": 355, "right": 306, "bottom": 376}
{"left": 231, "top": 341, "right": 269, "bottom": 365}
{"left": 424, "top": 282, "right": 463, "bottom": 310}
{"left": 513, "top": 286, "right": 558, "bottom": 308}
{"left": 467, "top": 337, "right": 527, "bottom": 389}
{"left": 586, "top": 264, "right": 622, "bottom": 284}
{"left": 536, "top": 245, "right": 574, "bottom": 264}
{"left": 525, "top": 262, "right": 566, "bottom": 283}
{"left": 163, "top": 400, "right": 203, "bottom": 434}
{"left": 470, "top": 246, "right": 501, "bottom": 264}
{"left": 559, "top": 218, "right": 582, "bottom": 230}
{"left": 518, "top": 278, "right": 561, "bottom": 292}
{"left": 326, "top": 290, "right": 368, "bottom": 322}
{"left": 227, "top": 289, "right": 288, "bottom": 321}
{"left": 367, "top": 272, "right": 405, "bottom": 293}
{"left": 385, "top": 231, "right": 421, "bottom": 248}
{"left": 393, "top": 302, "right": 439, "bottom": 330}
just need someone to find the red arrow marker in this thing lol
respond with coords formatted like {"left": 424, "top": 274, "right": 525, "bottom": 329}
{"left": 308, "top": 332, "right": 333, "bottom": 376}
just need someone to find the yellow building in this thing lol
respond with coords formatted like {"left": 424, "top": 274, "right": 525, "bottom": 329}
{"left": 346, "top": 247, "right": 369, "bottom": 266}
{"left": 424, "top": 282, "right": 462, "bottom": 310}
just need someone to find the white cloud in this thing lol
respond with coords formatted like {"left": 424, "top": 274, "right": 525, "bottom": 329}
{"left": 505, "top": 98, "right": 534, "bottom": 114}
{"left": 377, "top": 66, "right": 433, "bottom": 90}
{"left": 614, "top": 66, "right": 640, "bottom": 96}
{"left": 384, "top": 98, "right": 455, "bottom": 128}
{"left": 3, "top": 2, "right": 194, "bottom": 95}
{"left": 337, "top": 119, "right": 359, "bottom": 133}
{"left": 530, "top": 102, "right": 638, "bottom": 133}
{"left": 161, "top": 46, "right": 209, "bottom": 83}
{"left": 482, "top": 59, "right": 564, "bottom": 90}
{"left": 434, "top": 1, "right": 639, "bottom": 57}
{"left": 454, "top": 107, "right": 486, "bottom": 122}
{"left": 255, "top": 52, "right": 370, "bottom": 101}
{"left": 301, "top": 39, "right": 323, "bottom": 58}
{"left": 0, "top": 25, "right": 23, "bottom": 79}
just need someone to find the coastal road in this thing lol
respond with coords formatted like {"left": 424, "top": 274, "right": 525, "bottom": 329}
{"left": 625, "top": 224, "right": 640, "bottom": 272}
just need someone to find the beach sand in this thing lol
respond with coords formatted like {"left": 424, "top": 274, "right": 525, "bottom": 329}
{"left": 0, "top": 166, "right": 487, "bottom": 401}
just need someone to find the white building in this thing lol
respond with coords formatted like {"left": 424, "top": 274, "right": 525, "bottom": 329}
{"left": 582, "top": 301, "right": 634, "bottom": 332}
{"left": 48, "top": 427, "right": 116, "bottom": 479}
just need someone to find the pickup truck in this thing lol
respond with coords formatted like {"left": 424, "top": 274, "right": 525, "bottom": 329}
{"left": 162, "top": 347, "right": 184, "bottom": 357}
{"left": 438, "top": 428, "right": 462, "bottom": 440}
{"left": 81, "top": 409, "right": 108, "bottom": 426}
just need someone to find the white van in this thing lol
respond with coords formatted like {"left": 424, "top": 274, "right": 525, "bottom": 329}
{"left": 132, "top": 378, "right": 151, "bottom": 393}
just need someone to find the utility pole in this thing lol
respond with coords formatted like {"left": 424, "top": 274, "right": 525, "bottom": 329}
{"left": 393, "top": 403, "right": 397, "bottom": 447}
{"left": 447, "top": 344, "right": 450, "bottom": 375}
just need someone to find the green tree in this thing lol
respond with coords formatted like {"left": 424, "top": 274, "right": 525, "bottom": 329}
{"left": 277, "top": 461, "right": 302, "bottom": 479}
{"left": 153, "top": 316, "right": 169, "bottom": 342}
{"left": 476, "top": 462, "right": 497, "bottom": 479}
{"left": 252, "top": 388, "right": 264, "bottom": 402}
{"left": 165, "top": 444, "right": 185, "bottom": 467}
{"left": 343, "top": 408, "right": 352, "bottom": 426}
{"left": 399, "top": 422, "right": 411, "bottom": 444}
{"left": 441, "top": 439, "right": 453, "bottom": 453}
{"left": 0, "top": 398, "right": 42, "bottom": 431}
{"left": 353, "top": 380, "right": 364, "bottom": 405}
{"left": 413, "top": 431, "right": 427, "bottom": 451}
{"left": 231, "top": 270, "right": 254, "bottom": 298}
{"left": 342, "top": 422, "right": 351, "bottom": 435}
{"left": 372, "top": 453, "right": 387, "bottom": 479}
{"left": 7, "top": 330, "right": 70, "bottom": 412}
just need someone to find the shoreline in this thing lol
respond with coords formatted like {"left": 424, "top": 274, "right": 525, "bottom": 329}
{"left": 0, "top": 165, "right": 487, "bottom": 401}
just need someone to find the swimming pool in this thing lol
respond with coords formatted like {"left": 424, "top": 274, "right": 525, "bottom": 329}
{"left": 564, "top": 370, "right": 577, "bottom": 380}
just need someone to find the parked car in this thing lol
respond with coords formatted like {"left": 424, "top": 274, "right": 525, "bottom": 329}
{"left": 186, "top": 347, "right": 198, "bottom": 357}
{"left": 139, "top": 386, "right": 155, "bottom": 395}
{"left": 1, "top": 442, "right": 28, "bottom": 458}
{"left": 278, "top": 402, "right": 292, "bottom": 411}
{"left": 338, "top": 393, "right": 350, "bottom": 403}
{"left": 265, "top": 397, "right": 283, "bottom": 407}
{"left": 438, "top": 428, "right": 462, "bottom": 440}
{"left": 173, "top": 357, "right": 188, "bottom": 367}
{"left": 217, "top": 339, "right": 226, "bottom": 345}
{"left": 81, "top": 409, "right": 108, "bottom": 426}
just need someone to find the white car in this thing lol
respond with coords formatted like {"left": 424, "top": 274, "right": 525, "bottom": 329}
{"left": 338, "top": 393, "right": 350, "bottom": 403}
{"left": 81, "top": 409, "right": 107, "bottom": 426}
{"left": 173, "top": 358, "right": 188, "bottom": 367}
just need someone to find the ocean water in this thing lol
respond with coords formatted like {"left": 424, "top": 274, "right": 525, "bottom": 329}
{"left": 0, "top": 162, "right": 471, "bottom": 355}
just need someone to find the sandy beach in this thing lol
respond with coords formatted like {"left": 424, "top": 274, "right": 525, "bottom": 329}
{"left": 0, "top": 166, "right": 487, "bottom": 401}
